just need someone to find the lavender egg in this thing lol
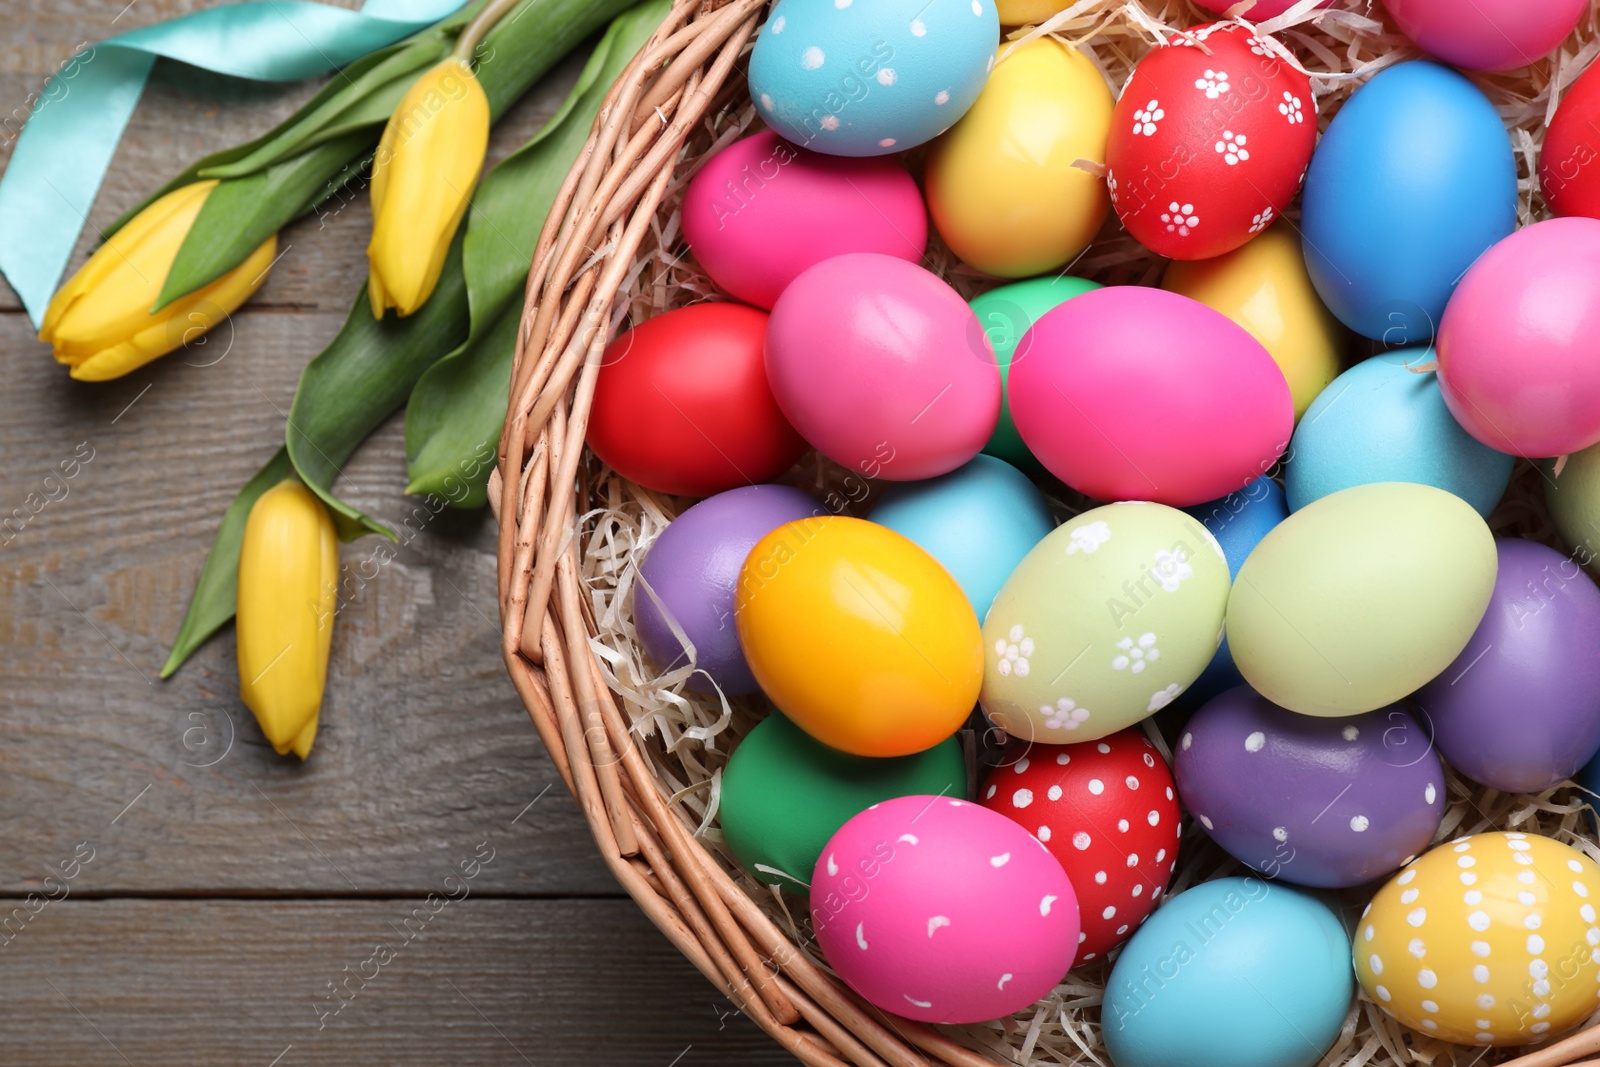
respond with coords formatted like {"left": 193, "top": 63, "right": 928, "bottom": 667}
{"left": 1415, "top": 538, "right": 1600, "bottom": 792}
{"left": 636, "top": 485, "right": 822, "bottom": 694}
{"left": 1175, "top": 686, "right": 1445, "bottom": 888}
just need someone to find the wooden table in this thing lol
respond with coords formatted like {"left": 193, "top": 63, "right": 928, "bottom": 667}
{"left": 0, "top": 3, "right": 796, "bottom": 1062}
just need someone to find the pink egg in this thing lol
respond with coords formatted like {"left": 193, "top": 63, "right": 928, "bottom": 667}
{"left": 1008, "top": 287, "right": 1292, "bottom": 505}
{"left": 811, "top": 796, "right": 1079, "bottom": 1024}
{"left": 766, "top": 253, "right": 1001, "bottom": 481}
{"left": 1384, "top": 0, "right": 1586, "bottom": 72}
{"left": 681, "top": 132, "right": 927, "bottom": 310}
{"left": 1437, "top": 217, "right": 1600, "bottom": 457}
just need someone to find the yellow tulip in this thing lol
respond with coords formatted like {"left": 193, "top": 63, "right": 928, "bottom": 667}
{"left": 236, "top": 479, "right": 338, "bottom": 759}
{"left": 367, "top": 57, "right": 489, "bottom": 318}
{"left": 39, "top": 180, "right": 276, "bottom": 382}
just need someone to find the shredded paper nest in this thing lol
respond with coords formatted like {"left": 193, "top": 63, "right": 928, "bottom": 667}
{"left": 570, "top": 2, "right": 1600, "bottom": 1064}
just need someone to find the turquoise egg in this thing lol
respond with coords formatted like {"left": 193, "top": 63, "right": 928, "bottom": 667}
{"left": 869, "top": 455, "right": 1054, "bottom": 620}
{"left": 1103, "top": 877, "right": 1353, "bottom": 1067}
{"left": 1287, "top": 350, "right": 1513, "bottom": 517}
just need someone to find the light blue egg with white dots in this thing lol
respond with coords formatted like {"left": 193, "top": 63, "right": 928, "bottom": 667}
{"left": 748, "top": 0, "right": 998, "bottom": 157}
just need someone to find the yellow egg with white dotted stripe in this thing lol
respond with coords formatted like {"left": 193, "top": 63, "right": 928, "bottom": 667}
{"left": 1355, "top": 833, "right": 1600, "bottom": 1046}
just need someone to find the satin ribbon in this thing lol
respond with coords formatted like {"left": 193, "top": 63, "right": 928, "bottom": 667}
{"left": 0, "top": 0, "right": 466, "bottom": 328}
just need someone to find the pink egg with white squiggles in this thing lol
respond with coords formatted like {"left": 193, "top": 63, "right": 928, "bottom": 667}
{"left": 810, "top": 795, "right": 1080, "bottom": 1024}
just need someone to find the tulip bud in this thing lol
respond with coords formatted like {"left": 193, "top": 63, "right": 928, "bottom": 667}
{"left": 366, "top": 57, "right": 490, "bottom": 318}
{"left": 38, "top": 180, "right": 276, "bottom": 382}
{"left": 236, "top": 479, "right": 338, "bottom": 759}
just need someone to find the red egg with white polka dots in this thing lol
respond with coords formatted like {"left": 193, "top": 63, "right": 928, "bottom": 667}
{"left": 1104, "top": 23, "right": 1316, "bottom": 260}
{"left": 980, "top": 729, "right": 1181, "bottom": 962}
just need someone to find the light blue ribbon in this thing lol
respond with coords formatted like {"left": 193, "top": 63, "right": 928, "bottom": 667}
{"left": 0, "top": 0, "right": 466, "bottom": 328}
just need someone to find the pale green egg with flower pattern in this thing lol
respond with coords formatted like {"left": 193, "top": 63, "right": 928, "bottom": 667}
{"left": 981, "top": 501, "right": 1231, "bottom": 743}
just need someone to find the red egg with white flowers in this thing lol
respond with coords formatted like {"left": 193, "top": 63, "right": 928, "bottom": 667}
{"left": 980, "top": 730, "right": 1181, "bottom": 962}
{"left": 1105, "top": 23, "right": 1317, "bottom": 260}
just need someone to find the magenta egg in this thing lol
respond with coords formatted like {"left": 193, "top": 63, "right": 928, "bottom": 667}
{"left": 1007, "top": 287, "right": 1292, "bottom": 506}
{"left": 1384, "top": 0, "right": 1586, "bottom": 71}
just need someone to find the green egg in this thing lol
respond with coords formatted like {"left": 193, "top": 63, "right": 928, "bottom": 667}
{"left": 1547, "top": 444, "right": 1600, "bottom": 568}
{"left": 719, "top": 712, "right": 967, "bottom": 890}
{"left": 1227, "top": 482, "right": 1496, "bottom": 717}
{"left": 980, "top": 501, "right": 1230, "bottom": 742}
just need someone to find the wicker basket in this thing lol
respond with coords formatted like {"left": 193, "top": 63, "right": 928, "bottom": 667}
{"left": 492, "top": 1, "right": 1600, "bottom": 1064}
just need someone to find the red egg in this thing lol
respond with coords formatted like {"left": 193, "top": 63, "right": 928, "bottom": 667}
{"left": 588, "top": 304, "right": 808, "bottom": 496}
{"left": 1541, "top": 62, "right": 1600, "bottom": 220}
{"left": 1104, "top": 23, "right": 1316, "bottom": 260}
{"left": 980, "top": 730, "right": 1181, "bottom": 962}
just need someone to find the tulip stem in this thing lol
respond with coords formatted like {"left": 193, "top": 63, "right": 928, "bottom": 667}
{"left": 453, "top": 0, "right": 527, "bottom": 63}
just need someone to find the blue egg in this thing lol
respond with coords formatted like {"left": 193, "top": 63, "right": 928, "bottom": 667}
{"left": 1301, "top": 61, "right": 1516, "bottom": 344}
{"left": 868, "top": 454, "right": 1053, "bottom": 620}
{"left": 1103, "top": 877, "right": 1353, "bottom": 1067}
{"left": 1287, "top": 350, "right": 1514, "bottom": 517}
{"left": 748, "top": 0, "right": 998, "bottom": 158}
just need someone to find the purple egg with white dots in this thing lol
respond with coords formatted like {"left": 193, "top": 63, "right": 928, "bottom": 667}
{"left": 1174, "top": 685, "right": 1446, "bottom": 889}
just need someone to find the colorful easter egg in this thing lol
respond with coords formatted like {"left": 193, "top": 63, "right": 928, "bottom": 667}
{"left": 1007, "top": 287, "right": 1292, "bottom": 506}
{"left": 1176, "top": 687, "right": 1446, "bottom": 888}
{"left": 868, "top": 455, "right": 1055, "bottom": 619}
{"left": 1103, "top": 877, "right": 1353, "bottom": 1067}
{"left": 1437, "top": 217, "right": 1600, "bottom": 458}
{"left": 636, "top": 485, "right": 822, "bottom": 694}
{"left": 1227, "top": 482, "right": 1498, "bottom": 716}
{"left": 1547, "top": 441, "right": 1600, "bottom": 563}
{"left": 1383, "top": 0, "right": 1586, "bottom": 71}
{"left": 720, "top": 713, "right": 967, "bottom": 889}
{"left": 1356, "top": 833, "right": 1600, "bottom": 1045}
{"left": 1302, "top": 61, "right": 1517, "bottom": 343}
{"left": 681, "top": 131, "right": 927, "bottom": 310}
{"left": 1104, "top": 23, "right": 1315, "bottom": 260}
{"left": 925, "top": 38, "right": 1113, "bottom": 277}
{"left": 811, "top": 795, "right": 1079, "bottom": 1023}
{"left": 589, "top": 304, "right": 806, "bottom": 496}
{"left": 981, "top": 731, "right": 1180, "bottom": 960}
{"left": 766, "top": 253, "right": 1001, "bottom": 481}
{"left": 1542, "top": 63, "right": 1600, "bottom": 220}
{"left": 736, "top": 516, "right": 982, "bottom": 756}
{"left": 748, "top": 0, "right": 998, "bottom": 157}
{"left": 1286, "top": 350, "right": 1514, "bottom": 517}
{"left": 1415, "top": 539, "right": 1600, "bottom": 793}
{"left": 1162, "top": 223, "right": 1344, "bottom": 422}
{"left": 981, "top": 502, "right": 1231, "bottom": 742}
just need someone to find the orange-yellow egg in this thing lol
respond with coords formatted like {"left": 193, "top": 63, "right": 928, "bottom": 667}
{"left": 735, "top": 516, "right": 982, "bottom": 757}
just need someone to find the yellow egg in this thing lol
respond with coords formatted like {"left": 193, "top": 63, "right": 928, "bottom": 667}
{"left": 995, "top": 0, "right": 1076, "bottom": 25}
{"left": 1355, "top": 832, "right": 1600, "bottom": 1047}
{"left": 924, "top": 39, "right": 1113, "bottom": 279}
{"left": 735, "top": 516, "right": 982, "bottom": 758}
{"left": 1162, "top": 224, "right": 1346, "bottom": 422}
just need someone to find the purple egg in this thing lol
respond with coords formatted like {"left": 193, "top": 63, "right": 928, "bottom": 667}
{"left": 1415, "top": 538, "right": 1600, "bottom": 792}
{"left": 635, "top": 485, "right": 822, "bottom": 694}
{"left": 1174, "top": 686, "right": 1445, "bottom": 888}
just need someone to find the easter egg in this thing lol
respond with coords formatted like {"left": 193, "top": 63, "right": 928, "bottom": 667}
{"left": 811, "top": 795, "right": 1078, "bottom": 1023}
{"left": 720, "top": 713, "right": 967, "bottom": 889}
{"left": 1162, "top": 223, "right": 1344, "bottom": 422}
{"left": 736, "top": 516, "right": 982, "bottom": 756}
{"left": 1007, "top": 287, "right": 1292, "bottom": 506}
{"left": 1104, "top": 23, "right": 1315, "bottom": 261}
{"left": 1383, "top": 0, "right": 1586, "bottom": 72}
{"left": 1542, "top": 63, "right": 1600, "bottom": 220}
{"left": 680, "top": 131, "right": 927, "bottom": 310}
{"left": 1228, "top": 482, "right": 1498, "bottom": 716}
{"left": 1301, "top": 61, "right": 1516, "bottom": 343}
{"left": 980, "top": 731, "right": 1180, "bottom": 961}
{"left": 1176, "top": 687, "right": 1446, "bottom": 888}
{"left": 995, "top": 0, "right": 1078, "bottom": 23}
{"left": 1103, "top": 877, "right": 1353, "bottom": 1067}
{"left": 766, "top": 253, "right": 1000, "bottom": 481}
{"left": 1415, "top": 539, "right": 1600, "bottom": 793}
{"left": 1357, "top": 833, "right": 1600, "bottom": 1045}
{"left": 1286, "top": 350, "right": 1514, "bottom": 518}
{"left": 868, "top": 455, "right": 1055, "bottom": 619}
{"left": 636, "top": 485, "right": 822, "bottom": 694}
{"left": 589, "top": 304, "right": 806, "bottom": 496}
{"left": 981, "top": 502, "right": 1231, "bottom": 742}
{"left": 748, "top": 0, "right": 998, "bottom": 158}
{"left": 1436, "top": 218, "right": 1600, "bottom": 458}
{"left": 968, "top": 275, "right": 1100, "bottom": 468}
{"left": 1547, "top": 441, "right": 1600, "bottom": 563}
{"left": 925, "top": 38, "right": 1113, "bottom": 277}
